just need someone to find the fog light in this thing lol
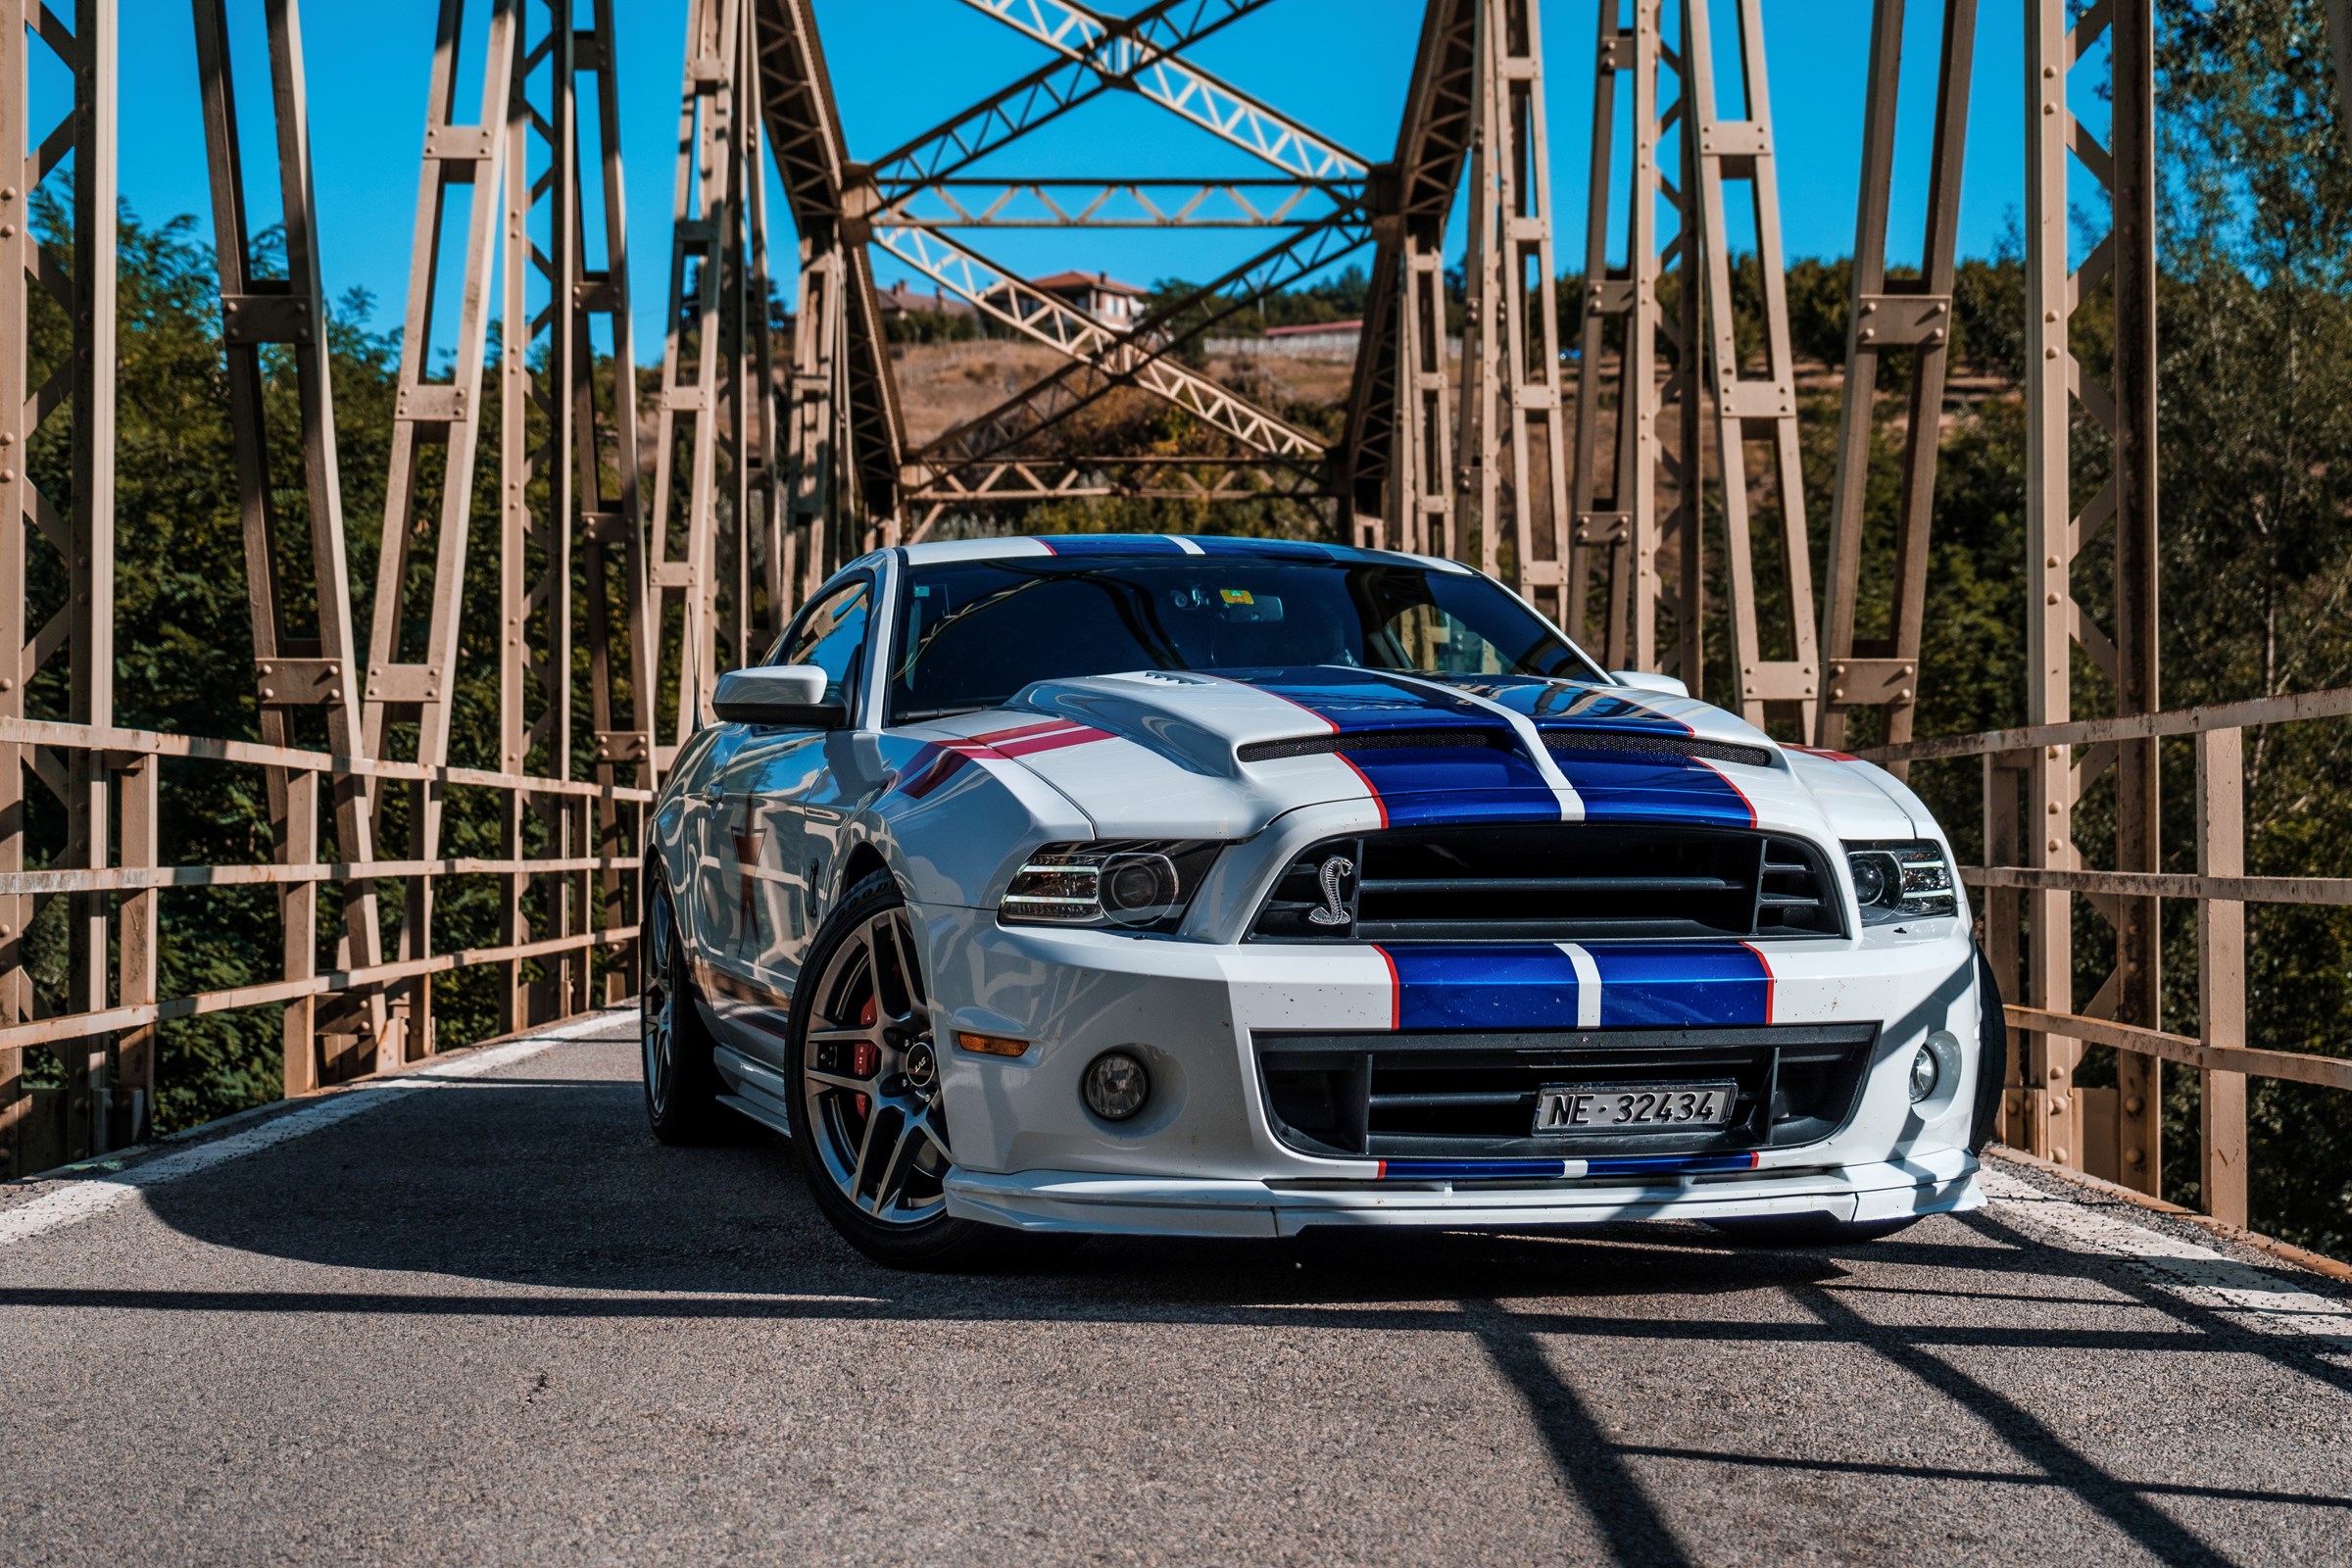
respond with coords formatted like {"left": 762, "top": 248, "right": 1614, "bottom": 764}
{"left": 1082, "top": 1050, "right": 1151, "bottom": 1121}
{"left": 1908, "top": 1044, "right": 1939, "bottom": 1103}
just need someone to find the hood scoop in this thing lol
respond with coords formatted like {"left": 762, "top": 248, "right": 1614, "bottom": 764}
{"left": 1538, "top": 729, "right": 1773, "bottom": 769}
{"left": 1238, "top": 728, "right": 1513, "bottom": 763}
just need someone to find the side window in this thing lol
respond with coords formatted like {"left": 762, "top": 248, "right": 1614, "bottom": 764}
{"left": 779, "top": 579, "right": 872, "bottom": 707}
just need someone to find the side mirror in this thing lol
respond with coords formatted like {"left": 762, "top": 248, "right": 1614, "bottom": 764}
{"left": 1608, "top": 668, "right": 1690, "bottom": 699}
{"left": 711, "top": 665, "right": 848, "bottom": 728}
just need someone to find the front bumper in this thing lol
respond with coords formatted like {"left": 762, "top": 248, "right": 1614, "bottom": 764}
{"left": 945, "top": 1146, "right": 1984, "bottom": 1238}
{"left": 920, "top": 906, "right": 1986, "bottom": 1236}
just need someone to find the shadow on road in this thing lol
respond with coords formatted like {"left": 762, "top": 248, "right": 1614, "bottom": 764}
{"left": 12, "top": 1051, "right": 2348, "bottom": 1565}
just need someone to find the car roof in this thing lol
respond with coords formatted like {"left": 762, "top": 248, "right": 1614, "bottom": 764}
{"left": 896, "top": 532, "right": 1474, "bottom": 573}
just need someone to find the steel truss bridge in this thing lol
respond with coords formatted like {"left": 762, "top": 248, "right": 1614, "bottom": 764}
{"left": 3, "top": 0, "right": 2352, "bottom": 1256}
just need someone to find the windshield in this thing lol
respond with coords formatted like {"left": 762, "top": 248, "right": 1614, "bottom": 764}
{"left": 888, "top": 554, "right": 1603, "bottom": 723}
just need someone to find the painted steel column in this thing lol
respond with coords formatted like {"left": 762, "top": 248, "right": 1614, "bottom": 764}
{"left": 1455, "top": 0, "right": 1570, "bottom": 617}
{"left": 650, "top": 0, "right": 745, "bottom": 751}
{"left": 576, "top": 0, "right": 655, "bottom": 992}
{"left": 2109, "top": 0, "right": 2163, "bottom": 1195}
{"left": 2196, "top": 729, "right": 2248, "bottom": 1226}
{"left": 1568, "top": 10, "right": 1629, "bottom": 659}
{"left": 2022, "top": 0, "right": 2077, "bottom": 1164}
{"left": 1, "top": 0, "right": 40, "bottom": 1170}
{"left": 193, "top": 0, "right": 386, "bottom": 1088}
{"left": 363, "top": 0, "right": 520, "bottom": 1065}
{"left": 1820, "top": 0, "right": 1977, "bottom": 757}
{"left": 1684, "top": 0, "right": 1817, "bottom": 735}
{"left": 66, "top": 0, "right": 116, "bottom": 1154}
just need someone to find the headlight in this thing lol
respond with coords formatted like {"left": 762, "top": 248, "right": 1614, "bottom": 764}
{"left": 1842, "top": 839, "right": 1958, "bottom": 923}
{"left": 1000, "top": 840, "right": 1223, "bottom": 933}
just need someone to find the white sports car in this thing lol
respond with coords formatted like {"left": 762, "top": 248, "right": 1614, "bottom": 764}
{"left": 641, "top": 533, "right": 2002, "bottom": 1266}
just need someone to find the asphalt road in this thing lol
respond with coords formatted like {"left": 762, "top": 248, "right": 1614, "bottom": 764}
{"left": 1, "top": 1012, "right": 2347, "bottom": 1566}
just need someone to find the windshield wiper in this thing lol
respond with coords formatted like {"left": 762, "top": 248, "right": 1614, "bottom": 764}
{"left": 893, "top": 703, "right": 1002, "bottom": 723}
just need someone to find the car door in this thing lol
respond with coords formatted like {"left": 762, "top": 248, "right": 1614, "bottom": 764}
{"left": 696, "top": 573, "right": 881, "bottom": 1061}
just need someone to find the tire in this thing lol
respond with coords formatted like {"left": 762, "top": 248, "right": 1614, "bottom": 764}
{"left": 1970, "top": 946, "right": 2009, "bottom": 1154}
{"left": 641, "top": 878, "right": 732, "bottom": 1145}
{"left": 785, "top": 870, "right": 1014, "bottom": 1269}
{"left": 1708, "top": 1213, "right": 1922, "bottom": 1248}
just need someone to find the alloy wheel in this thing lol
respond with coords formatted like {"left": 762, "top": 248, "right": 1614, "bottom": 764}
{"left": 642, "top": 903, "right": 676, "bottom": 1117}
{"left": 800, "top": 907, "right": 951, "bottom": 1226}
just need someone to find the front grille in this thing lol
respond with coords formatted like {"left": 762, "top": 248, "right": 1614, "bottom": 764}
{"left": 1257, "top": 1024, "right": 1879, "bottom": 1159}
{"left": 1250, "top": 824, "right": 1842, "bottom": 942}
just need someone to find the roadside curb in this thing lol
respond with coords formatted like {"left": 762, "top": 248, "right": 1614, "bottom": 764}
{"left": 1987, "top": 1144, "right": 2352, "bottom": 1286}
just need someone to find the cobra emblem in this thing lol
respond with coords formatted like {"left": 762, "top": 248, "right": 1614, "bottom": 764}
{"left": 1306, "top": 855, "right": 1355, "bottom": 926}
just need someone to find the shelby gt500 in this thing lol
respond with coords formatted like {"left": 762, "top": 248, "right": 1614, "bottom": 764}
{"left": 642, "top": 533, "right": 2002, "bottom": 1265}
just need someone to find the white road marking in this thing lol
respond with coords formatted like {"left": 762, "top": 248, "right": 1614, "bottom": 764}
{"left": 1556, "top": 942, "right": 1603, "bottom": 1028}
{"left": 1979, "top": 1165, "right": 2352, "bottom": 1350}
{"left": 0, "top": 1009, "right": 631, "bottom": 1251}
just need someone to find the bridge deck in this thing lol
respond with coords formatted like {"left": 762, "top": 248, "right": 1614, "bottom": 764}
{"left": 1, "top": 1013, "right": 2346, "bottom": 1565}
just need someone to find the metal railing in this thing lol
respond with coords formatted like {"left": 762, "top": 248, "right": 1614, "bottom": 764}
{"left": 0, "top": 717, "right": 648, "bottom": 1175}
{"left": 1867, "top": 685, "right": 2352, "bottom": 1225}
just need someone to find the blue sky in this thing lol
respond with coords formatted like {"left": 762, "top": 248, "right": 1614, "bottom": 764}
{"left": 91, "top": 1, "right": 2079, "bottom": 363}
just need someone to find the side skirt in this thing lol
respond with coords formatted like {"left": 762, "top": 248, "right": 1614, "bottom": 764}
{"left": 713, "top": 1045, "right": 798, "bottom": 1140}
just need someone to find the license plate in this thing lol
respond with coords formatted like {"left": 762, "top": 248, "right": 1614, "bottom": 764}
{"left": 1534, "top": 1082, "right": 1738, "bottom": 1134}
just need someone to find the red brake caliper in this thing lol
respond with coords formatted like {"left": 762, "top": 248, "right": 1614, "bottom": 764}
{"left": 852, "top": 995, "right": 879, "bottom": 1117}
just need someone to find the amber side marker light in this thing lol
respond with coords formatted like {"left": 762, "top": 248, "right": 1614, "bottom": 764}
{"left": 956, "top": 1031, "right": 1030, "bottom": 1058}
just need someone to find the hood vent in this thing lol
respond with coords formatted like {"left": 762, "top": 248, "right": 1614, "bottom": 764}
{"left": 1251, "top": 825, "right": 1843, "bottom": 943}
{"left": 1539, "top": 730, "right": 1774, "bottom": 769}
{"left": 1238, "top": 728, "right": 1512, "bottom": 763}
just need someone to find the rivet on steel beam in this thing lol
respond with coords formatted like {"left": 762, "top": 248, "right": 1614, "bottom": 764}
{"left": 2125, "top": 1148, "right": 2144, "bottom": 1166}
{"left": 2126, "top": 1097, "right": 2144, "bottom": 1116}
{"left": 2048, "top": 802, "right": 2061, "bottom": 814}
{"left": 1898, "top": 689, "right": 1913, "bottom": 701}
{"left": 2048, "top": 838, "right": 2061, "bottom": 851}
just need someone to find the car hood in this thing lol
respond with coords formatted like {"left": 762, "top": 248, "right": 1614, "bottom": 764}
{"left": 895, "top": 666, "right": 1924, "bottom": 844}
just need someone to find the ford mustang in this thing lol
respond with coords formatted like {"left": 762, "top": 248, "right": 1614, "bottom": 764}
{"left": 640, "top": 533, "right": 2002, "bottom": 1266}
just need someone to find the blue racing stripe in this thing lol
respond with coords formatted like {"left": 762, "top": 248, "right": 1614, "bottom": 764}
{"left": 1581, "top": 1152, "right": 1763, "bottom": 1178}
{"left": 1251, "top": 667, "right": 1498, "bottom": 731}
{"left": 1380, "top": 1158, "right": 1572, "bottom": 1180}
{"left": 1586, "top": 943, "right": 1773, "bottom": 1027}
{"left": 1185, "top": 535, "right": 1335, "bottom": 561}
{"left": 1347, "top": 738, "right": 1562, "bottom": 828}
{"left": 1546, "top": 747, "right": 1755, "bottom": 828}
{"left": 1381, "top": 941, "right": 1773, "bottom": 1030}
{"left": 1384, "top": 944, "right": 1585, "bottom": 1030}
{"left": 1446, "top": 674, "right": 1696, "bottom": 734}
